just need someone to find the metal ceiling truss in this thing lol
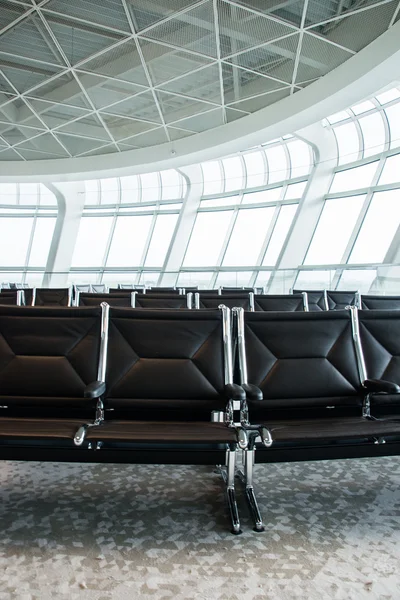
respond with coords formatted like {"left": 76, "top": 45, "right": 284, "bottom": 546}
{"left": 0, "top": 0, "right": 397, "bottom": 160}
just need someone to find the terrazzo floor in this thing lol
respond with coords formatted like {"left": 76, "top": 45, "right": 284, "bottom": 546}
{"left": 0, "top": 456, "right": 398, "bottom": 600}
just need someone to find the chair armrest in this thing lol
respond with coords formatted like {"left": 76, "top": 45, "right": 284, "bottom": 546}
{"left": 242, "top": 384, "right": 263, "bottom": 401}
{"left": 84, "top": 380, "right": 106, "bottom": 399}
{"left": 224, "top": 384, "right": 246, "bottom": 401}
{"left": 363, "top": 379, "right": 400, "bottom": 394}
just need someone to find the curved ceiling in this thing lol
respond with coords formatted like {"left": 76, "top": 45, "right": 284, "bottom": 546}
{"left": 1, "top": 0, "right": 399, "bottom": 160}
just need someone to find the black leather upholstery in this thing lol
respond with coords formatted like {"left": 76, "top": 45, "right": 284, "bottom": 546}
{"left": 34, "top": 288, "right": 70, "bottom": 306}
{"left": 105, "top": 308, "right": 228, "bottom": 420}
{"left": 198, "top": 294, "right": 251, "bottom": 310}
{"left": 0, "top": 306, "right": 101, "bottom": 408}
{"left": 0, "top": 292, "right": 19, "bottom": 305}
{"left": 134, "top": 294, "right": 188, "bottom": 309}
{"left": 293, "top": 289, "right": 329, "bottom": 311}
{"left": 326, "top": 291, "right": 359, "bottom": 310}
{"left": 254, "top": 294, "right": 305, "bottom": 312}
{"left": 243, "top": 311, "right": 361, "bottom": 411}
{"left": 79, "top": 293, "right": 132, "bottom": 307}
{"left": 361, "top": 296, "right": 400, "bottom": 310}
{"left": 359, "top": 310, "right": 400, "bottom": 407}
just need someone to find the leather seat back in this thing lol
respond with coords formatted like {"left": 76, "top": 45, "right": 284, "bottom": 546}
{"left": 359, "top": 310, "right": 400, "bottom": 385}
{"left": 254, "top": 294, "right": 305, "bottom": 312}
{"left": 78, "top": 293, "right": 132, "bottom": 307}
{"left": 293, "top": 289, "right": 329, "bottom": 311}
{"left": 34, "top": 288, "right": 71, "bottom": 306}
{"left": 326, "top": 291, "right": 359, "bottom": 310}
{"left": 134, "top": 294, "right": 188, "bottom": 309}
{"left": 243, "top": 311, "right": 361, "bottom": 410}
{"left": 0, "top": 306, "right": 102, "bottom": 407}
{"left": 198, "top": 294, "right": 251, "bottom": 310}
{"left": 361, "top": 296, "right": 400, "bottom": 310}
{"left": 106, "top": 308, "right": 227, "bottom": 419}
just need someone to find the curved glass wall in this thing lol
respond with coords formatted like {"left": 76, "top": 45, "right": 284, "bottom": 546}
{"left": 0, "top": 183, "right": 57, "bottom": 286}
{"left": 1, "top": 86, "right": 400, "bottom": 293}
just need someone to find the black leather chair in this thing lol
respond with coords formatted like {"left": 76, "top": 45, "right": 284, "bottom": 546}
{"left": 33, "top": 287, "right": 72, "bottom": 306}
{"left": 0, "top": 290, "right": 24, "bottom": 305}
{"left": 232, "top": 307, "right": 400, "bottom": 530}
{"left": 81, "top": 307, "right": 247, "bottom": 533}
{"left": 358, "top": 309, "right": 400, "bottom": 417}
{"left": 360, "top": 295, "right": 400, "bottom": 310}
{"left": 133, "top": 293, "right": 191, "bottom": 309}
{"left": 292, "top": 289, "right": 329, "bottom": 311}
{"left": 0, "top": 305, "right": 105, "bottom": 443}
{"left": 254, "top": 294, "right": 306, "bottom": 312}
{"left": 78, "top": 292, "right": 133, "bottom": 307}
{"left": 326, "top": 290, "right": 360, "bottom": 310}
{"left": 196, "top": 293, "right": 252, "bottom": 310}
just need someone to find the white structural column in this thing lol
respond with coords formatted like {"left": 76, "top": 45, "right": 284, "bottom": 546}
{"left": 273, "top": 123, "right": 338, "bottom": 287}
{"left": 43, "top": 182, "right": 85, "bottom": 287}
{"left": 159, "top": 165, "right": 203, "bottom": 286}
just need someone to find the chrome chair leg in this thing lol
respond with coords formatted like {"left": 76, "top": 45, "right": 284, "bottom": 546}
{"left": 218, "top": 448, "right": 242, "bottom": 534}
{"left": 244, "top": 448, "right": 264, "bottom": 532}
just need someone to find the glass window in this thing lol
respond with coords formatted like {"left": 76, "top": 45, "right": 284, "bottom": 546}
{"left": 25, "top": 272, "right": 44, "bottom": 287}
{"left": 67, "top": 273, "right": 100, "bottom": 285}
{"left": 244, "top": 151, "right": 266, "bottom": 189}
{"left": 183, "top": 211, "right": 233, "bottom": 267}
{"left": 177, "top": 271, "right": 214, "bottom": 288}
{"left": 327, "top": 111, "right": 350, "bottom": 124}
{"left": 288, "top": 140, "right": 312, "bottom": 178}
{"left": 100, "top": 178, "right": 119, "bottom": 204}
{"left": 140, "top": 173, "right": 160, "bottom": 203}
{"left": 222, "top": 157, "right": 244, "bottom": 193}
{"left": 202, "top": 161, "right": 223, "bottom": 195}
{"left": 222, "top": 207, "right": 275, "bottom": 267}
{"left": 349, "top": 190, "right": 400, "bottom": 263}
{"left": 305, "top": 195, "right": 365, "bottom": 265}
{"left": 71, "top": 216, "right": 114, "bottom": 267}
{"left": 330, "top": 162, "right": 378, "bottom": 193}
{"left": 19, "top": 183, "right": 38, "bottom": 205}
{"left": 295, "top": 270, "right": 336, "bottom": 289}
{"left": 28, "top": 218, "right": 56, "bottom": 267}
{"left": 84, "top": 180, "right": 99, "bottom": 205}
{"left": 285, "top": 181, "right": 307, "bottom": 200}
{"left": 101, "top": 272, "right": 138, "bottom": 287}
{"left": 144, "top": 214, "right": 178, "bottom": 267}
{"left": 351, "top": 100, "right": 375, "bottom": 115}
{"left": 265, "top": 145, "right": 288, "bottom": 183}
{"left": 120, "top": 175, "right": 140, "bottom": 204}
{"left": 263, "top": 204, "right": 297, "bottom": 266}
{"left": 0, "top": 217, "right": 33, "bottom": 266}
{"left": 254, "top": 271, "right": 272, "bottom": 290}
{"left": 242, "top": 188, "right": 282, "bottom": 204}
{"left": 385, "top": 103, "right": 400, "bottom": 150}
{"left": 139, "top": 272, "right": 161, "bottom": 286}
{"left": 379, "top": 153, "right": 400, "bottom": 185}
{"left": 334, "top": 122, "right": 360, "bottom": 165}
{"left": 376, "top": 88, "right": 400, "bottom": 105}
{"left": 337, "top": 269, "right": 377, "bottom": 292}
{"left": 161, "top": 170, "right": 182, "bottom": 200}
{"left": 200, "top": 196, "right": 240, "bottom": 208}
{"left": 359, "top": 113, "right": 386, "bottom": 158}
{"left": 0, "top": 183, "right": 17, "bottom": 204}
{"left": 107, "top": 215, "right": 153, "bottom": 267}
{"left": 215, "top": 271, "right": 253, "bottom": 287}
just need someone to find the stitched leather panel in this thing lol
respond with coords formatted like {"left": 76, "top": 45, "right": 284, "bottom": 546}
{"left": 86, "top": 421, "right": 237, "bottom": 442}
{"left": 79, "top": 294, "right": 131, "bottom": 307}
{"left": 244, "top": 312, "right": 360, "bottom": 407}
{"left": 361, "top": 296, "right": 400, "bottom": 310}
{"left": 359, "top": 311, "right": 400, "bottom": 383}
{"left": 106, "top": 309, "right": 225, "bottom": 407}
{"left": 34, "top": 288, "right": 70, "bottom": 306}
{"left": 0, "top": 306, "right": 101, "bottom": 403}
{"left": 326, "top": 291, "right": 358, "bottom": 310}
{"left": 199, "top": 295, "right": 251, "bottom": 310}
{"left": 254, "top": 294, "right": 304, "bottom": 312}
{"left": 135, "top": 295, "right": 188, "bottom": 309}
